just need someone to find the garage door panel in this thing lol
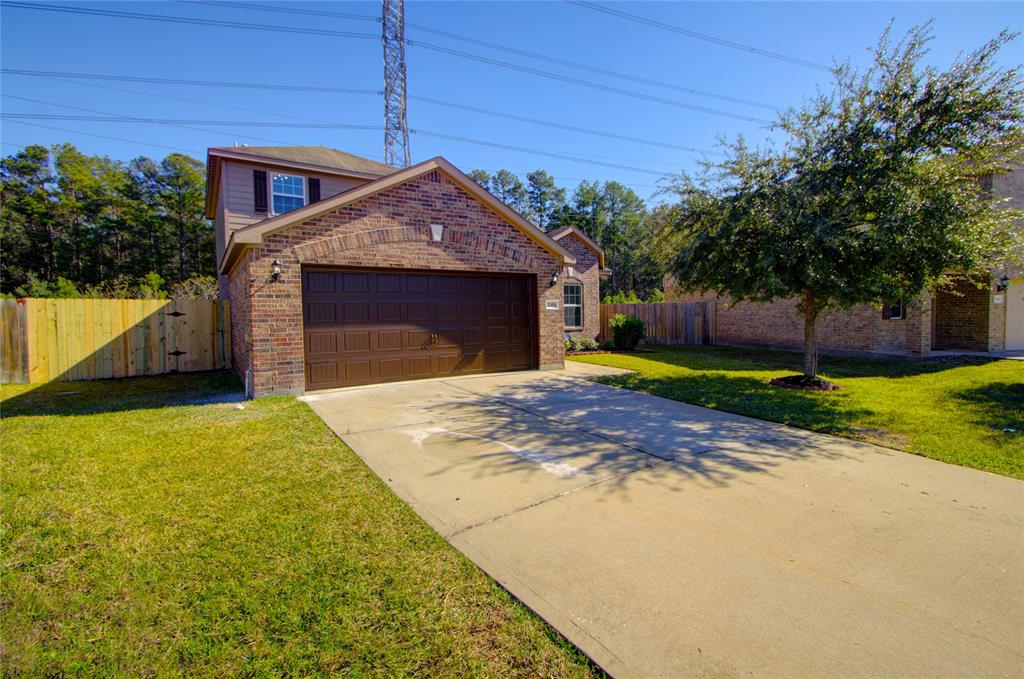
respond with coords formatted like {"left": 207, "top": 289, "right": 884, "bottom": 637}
{"left": 378, "top": 358, "right": 403, "bottom": 379}
{"left": 408, "top": 302, "right": 433, "bottom": 321}
{"left": 307, "top": 332, "right": 337, "bottom": 355}
{"left": 377, "top": 329, "right": 403, "bottom": 350}
{"left": 303, "top": 269, "right": 535, "bottom": 390}
{"left": 407, "top": 276, "right": 430, "bottom": 293}
{"left": 408, "top": 329, "right": 432, "bottom": 348}
{"left": 407, "top": 356, "right": 431, "bottom": 377}
{"left": 343, "top": 302, "right": 369, "bottom": 322}
{"left": 344, "top": 361, "right": 370, "bottom": 382}
{"left": 342, "top": 273, "right": 369, "bottom": 293}
{"left": 377, "top": 274, "right": 401, "bottom": 293}
{"left": 377, "top": 302, "right": 402, "bottom": 322}
{"left": 307, "top": 302, "right": 336, "bottom": 324}
{"left": 436, "top": 277, "right": 459, "bottom": 294}
{"left": 438, "top": 302, "right": 459, "bottom": 321}
{"left": 344, "top": 331, "right": 370, "bottom": 352}
{"left": 307, "top": 271, "right": 336, "bottom": 293}
{"left": 308, "top": 361, "right": 338, "bottom": 387}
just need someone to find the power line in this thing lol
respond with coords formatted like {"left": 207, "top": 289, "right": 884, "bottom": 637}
{"left": 188, "top": 0, "right": 779, "bottom": 111}
{"left": 2, "top": 119, "right": 204, "bottom": 155}
{"left": 2, "top": 113, "right": 670, "bottom": 177}
{"left": 1, "top": 68, "right": 379, "bottom": 96}
{"left": 1, "top": 94, "right": 309, "bottom": 145}
{"left": 3, "top": 69, "right": 721, "bottom": 155}
{"left": 407, "top": 39, "right": 772, "bottom": 124}
{"left": 2, "top": 3, "right": 773, "bottom": 125}
{"left": 1, "top": 2, "right": 378, "bottom": 40}
{"left": 568, "top": 1, "right": 830, "bottom": 71}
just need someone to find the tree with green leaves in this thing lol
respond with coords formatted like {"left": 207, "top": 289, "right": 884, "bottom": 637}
{"left": 525, "top": 169, "right": 565, "bottom": 228}
{"left": 665, "top": 25, "right": 1023, "bottom": 382}
{"left": 1, "top": 143, "right": 212, "bottom": 297}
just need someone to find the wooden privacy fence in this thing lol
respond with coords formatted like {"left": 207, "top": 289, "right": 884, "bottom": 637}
{"left": 0, "top": 298, "right": 230, "bottom": 384}
{"left": 600, "top": 302, "right": 715, "bottom": 345}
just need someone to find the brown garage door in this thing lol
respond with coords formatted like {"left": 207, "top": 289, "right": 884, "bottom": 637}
{"left": 302, "top": 268, "right": 536, "bottom": 390}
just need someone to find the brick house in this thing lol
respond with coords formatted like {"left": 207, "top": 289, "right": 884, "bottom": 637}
{"left": 207, "top": 145, "right": 587, "bottom": 396}
{"left": 548, "top": 225, "right": 607, "bottom": 342}
{"left": 666, "top": 166, "right": 1024, "bottom": 357}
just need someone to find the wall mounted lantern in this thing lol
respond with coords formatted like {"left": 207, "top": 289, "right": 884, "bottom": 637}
{"left": 550, "top": 270, "right": 560, "bottom": 287}
{"left": 270, "top": 259, "right": 282, "bottom": 281}
{"left": 430, "top": 223, "right": 444, "bottom": 242}
{"left": 996, "top": 274, "right": 1010, "bottom": 292}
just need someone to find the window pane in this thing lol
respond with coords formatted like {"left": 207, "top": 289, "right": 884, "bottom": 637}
{"left": 273, "top": 194, "right": 305, "bottom": 214}
{"left": 563, "top": 284, "right": 582, "bottom": 306}
{"left": 272, "top": 174, "right": 304, "bottom": 197}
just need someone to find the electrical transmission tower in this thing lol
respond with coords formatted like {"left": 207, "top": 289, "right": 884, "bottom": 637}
{"left": 382, "top": 0, "right": 410, "bottom": 167}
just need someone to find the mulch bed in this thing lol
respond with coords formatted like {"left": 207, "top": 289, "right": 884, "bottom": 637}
{"left": 769, "top": 374, "right": 841, "bottom": 391}
{"left": 568, "top": 348, "right": 655, "bottom": 355}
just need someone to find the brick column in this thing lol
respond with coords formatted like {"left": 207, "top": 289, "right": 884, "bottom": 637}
{"left": 904, "top": 294, "right": 932, "bottom": 356}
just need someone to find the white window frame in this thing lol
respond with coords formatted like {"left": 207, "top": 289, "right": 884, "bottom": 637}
{"left": 563, "top": 282, "right": 583, "bottom": 329}
{"left": 269, "top": 172, "right": 307, "bottom": 216}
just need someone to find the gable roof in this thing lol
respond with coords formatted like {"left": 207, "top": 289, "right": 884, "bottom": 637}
{"left": 212, "top": 145, "right": 396, "bottom": 175}
{"left": 219, "top": 156, "right": 575, "bottom": 274}
{"left": 205, "top": 146, "right": 397, "bottom": 218}
{"left": 548, "top": 225, "right": 606, "bottom": 269}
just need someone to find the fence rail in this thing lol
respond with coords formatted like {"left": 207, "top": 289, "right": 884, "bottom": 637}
{"left": 0, "top": 298, "right": 230, "bottom": 384}
{"left": 600, "top": 302, "right": 715, "bottom": 345}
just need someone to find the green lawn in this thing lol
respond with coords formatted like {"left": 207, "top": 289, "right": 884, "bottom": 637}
{"left": 570, "top": 346, "right": 1023, "bottom": 479}
{"left": 1, "top": 374, "right": 595, "bottom": 677}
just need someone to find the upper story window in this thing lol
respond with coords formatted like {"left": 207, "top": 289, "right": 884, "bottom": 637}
{"left": 564, "top": 282, "right": 583, "bottom": 328}
{"left": 271, "top": 173, "right": 305, "bottom": 214}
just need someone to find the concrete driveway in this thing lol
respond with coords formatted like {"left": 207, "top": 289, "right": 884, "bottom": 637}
{"left": 303, "top": 364, "right": 1024, "bottom": 678}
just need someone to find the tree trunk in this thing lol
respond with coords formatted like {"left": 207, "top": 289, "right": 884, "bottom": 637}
{"left": 802, "top": 288, "right": 819, "bottom": 377}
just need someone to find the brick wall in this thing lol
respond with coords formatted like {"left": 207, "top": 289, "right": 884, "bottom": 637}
{"left": 664, "top": 275, "right": 930, "bottom": 356}
{"left": 933, "top": 276, "right": 992, "bottom": 351}
{"left": 557, "top": 233, "right": 600, "bottom": 341}
{"left": 228, "top": 171, "right": 565, "bottom": 396}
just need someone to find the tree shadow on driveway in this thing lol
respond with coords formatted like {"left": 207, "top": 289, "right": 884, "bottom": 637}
{"left": 406, "top": 372, "right": 880, "bottom": 500}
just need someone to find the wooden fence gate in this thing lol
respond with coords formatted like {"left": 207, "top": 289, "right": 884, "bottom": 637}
{"left": 0, "top": 298, "right": 230, "bottom": 384}
{"left": 600, "top": 302, "right": 715, "bottom": 345}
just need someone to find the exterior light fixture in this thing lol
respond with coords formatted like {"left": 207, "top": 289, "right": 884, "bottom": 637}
{"left": 270, "top": 259, "right": 282, "bottom": 281}
{"left": 996, "top": 274, "right": 1010, "bottom": 292}
{"left": 430, "top": 223, "right": 444, "bottom": 242}
{"left": 567, "top": 266, "right": 574, "bottom": 278}
{"left": 550, "top": 270, "right": 560, "bottom": 287}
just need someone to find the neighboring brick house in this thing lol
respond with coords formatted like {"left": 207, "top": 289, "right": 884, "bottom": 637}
{"left": 548, "top": 226, "right": 607, "bottom": 342}
{"left": 666, "top": 165, "right": 1023, "bottom": 357}
{"left": 207, "top": 145, "right": 583, "bottom": 396}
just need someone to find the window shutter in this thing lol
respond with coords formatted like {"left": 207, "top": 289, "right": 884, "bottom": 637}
{"left": 253, "top": 169, "right": 268, "bottom": 213}
{"left": 308, "top": 177, "right": 321, "bottom": 203}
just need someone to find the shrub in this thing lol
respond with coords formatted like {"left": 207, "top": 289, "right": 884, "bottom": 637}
{"left": 601, "top": 290, "right": 643, "bottom": 304}
{"left": 609, "top": 313, "right": 645, "bottom": 350}
{"left": 578, "top": 337, "right": 599, "bottom": 351}
{"left": 564, "top": 335, "right": 580, "bottom": 353}
{"left": 601, "top": 340, "right": 616, "bottom": 351}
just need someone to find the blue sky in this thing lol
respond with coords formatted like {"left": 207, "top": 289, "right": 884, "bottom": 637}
{"left": 1, "top": 1, "right": 1020, "bottom": 201}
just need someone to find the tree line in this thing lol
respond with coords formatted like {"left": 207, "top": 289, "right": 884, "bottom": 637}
{"left": 1, "top": 144, "right": 668, "bottom": 300}
{"left": 466, "top": 168, "right": 667, "bottom": 301}
{"left": 1, "top": 144, "right": 214, "bottom": 298}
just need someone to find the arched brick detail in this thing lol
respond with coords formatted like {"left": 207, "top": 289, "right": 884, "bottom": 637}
{"left": 292, "top": 226, "right": 540, "bottom": 270}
